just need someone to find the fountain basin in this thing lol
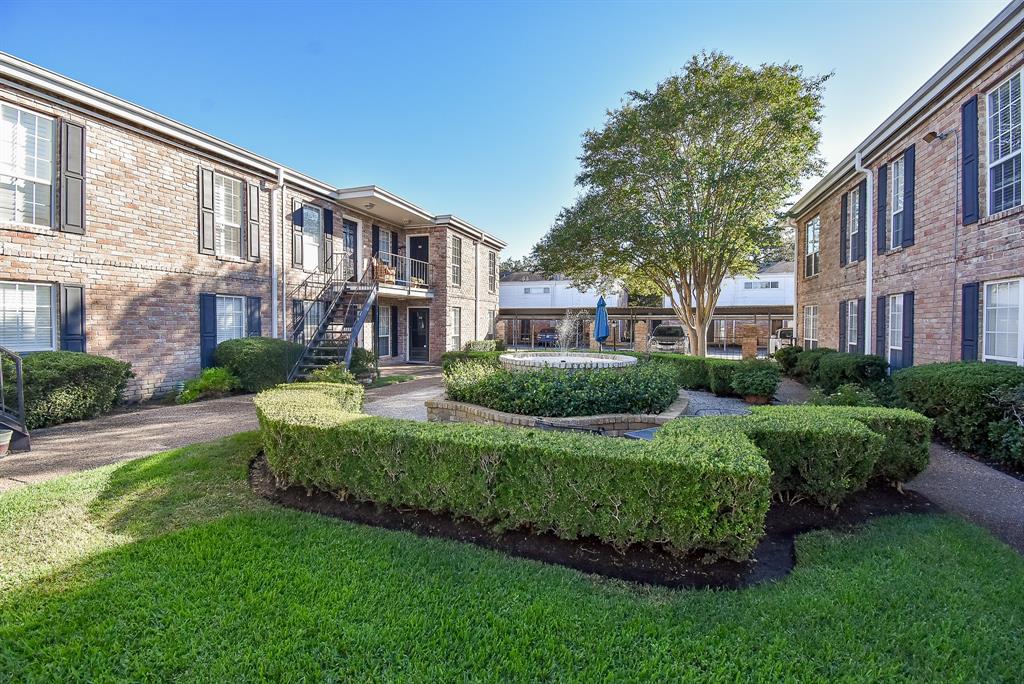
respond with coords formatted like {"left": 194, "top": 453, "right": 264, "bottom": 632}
{"left": 498, "top": 351, "right": 637, "bottom": 372}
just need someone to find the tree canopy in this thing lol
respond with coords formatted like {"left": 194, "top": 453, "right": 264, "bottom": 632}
{"left": 532, "top": 52, "right": 826, "bottom": 355}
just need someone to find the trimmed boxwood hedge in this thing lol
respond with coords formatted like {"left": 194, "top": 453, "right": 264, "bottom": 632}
{"left": 815, "top": 353, "right": 888, "bottom": 392}
{"left": 443, "top": 361, "right": 679, "bottom": 417}
{"left": 255, "top": 383, "right": 772, "bottom": 559}
{"left": 213, "top": 337, "right": 304, "bottom": 392}
{"left": 463, "top": 340, "right": 505, "bottom": 352}
{"left": 13, "top": 351, "right": 134, "bottom": 429}
{"left": 792, "top": 347, "right": 837, "bottom": 382}
{"left": 893, "top": 362, "right": 1024, "bottom": 455}
{"left": 440, "top": 350, "right": 504, "bottom": 370}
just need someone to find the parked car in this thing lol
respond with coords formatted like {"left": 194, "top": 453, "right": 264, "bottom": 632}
{"left": 536, "top": 327, "right": 559, "bottom": 347}
{"left": 768, "top": 327, "right": 795, "bottom": 354}
{"left": 647, "top": 324, "right": 689, "bottom": 353}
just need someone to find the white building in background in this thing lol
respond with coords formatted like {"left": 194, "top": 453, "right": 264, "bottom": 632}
{"left": 662, "top": 262, "right": 795, "bottom": 309}
{"left": 500, "top": 273, "right": 627, "bottom": 309}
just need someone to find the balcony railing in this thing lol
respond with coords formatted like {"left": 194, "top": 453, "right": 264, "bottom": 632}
{"left": 374, "top": 251, "right": 432, "bottom": 290}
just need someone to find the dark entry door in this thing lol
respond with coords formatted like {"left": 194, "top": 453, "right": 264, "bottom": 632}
{"left": 409, "top": 235, "right": 429, "bottom": 263}
{"left": 409, "top": 308, "right": 429, "bottom": 362}
{"left": 342, "top": 219, "right": 358, "bottom": 280}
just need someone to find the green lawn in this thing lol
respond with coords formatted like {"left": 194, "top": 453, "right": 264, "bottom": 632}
{"left": 367, "top": 373, "right": 417, "bottom": 389}
{"left": 1, "top": 433, "right": 1022, "bottom": 681}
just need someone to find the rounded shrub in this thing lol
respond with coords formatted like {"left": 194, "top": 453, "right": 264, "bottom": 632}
{"left": 348, "top": 348, "right": 377, "bottom": 376}
{"left": 808, "top": 383, "right": 880, "bottom": 407}
{"left": 18, "top": 351, "right": 134, "bottom": 429}
{"left": 730, "top": 360, "right": 781, "bottom": 400}
{"left": 893, "top": 362, "right": 1024, "bottom": 455}
{"left": 793, "top": 347, "right": 837, "bottom": 383}
{"left": 307, "top": 363, "right": 358, "bottom": 385}
{"left": 773, "top": 345, "right": 803, "bottom": 375}
{"left": 213, "top": 337, "right": 304, "bottom": 392}
{"left": 177, "top": 367, "right": 240, "bottom": 404}
{"left": 706, "top": 359, "right": 741, "bottom": 397}
{"left": 816, "top": 353, "right": 888, "bottom": 392}
{"left": 463, "top": 340, "right": 505, "bottom": 352}
{"left": 441, "top": 350, "right": 504, "bottom": 370}
{"left": 443, "top": 361, "right": 679, "bottom": 417}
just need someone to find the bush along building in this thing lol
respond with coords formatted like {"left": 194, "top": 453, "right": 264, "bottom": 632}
{"left": 0, "top": 52, "right": 504, "bottom": 404}
{"left": 793, "top": 0, "right": 1024, "bottom": 369}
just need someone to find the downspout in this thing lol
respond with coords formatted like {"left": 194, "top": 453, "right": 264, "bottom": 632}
{"left": 474, "top": 241, "right": 480, "bottom": 341}
{"left": 270, "top": 168, "right": 284, "bottom": 338}
{"left": 854, "top": 152, "right": 874, "bottom": 354}
{"left": 277, "top": 167, "right": 287, "bottom": 338}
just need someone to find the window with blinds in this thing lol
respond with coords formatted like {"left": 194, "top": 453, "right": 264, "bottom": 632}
{"left": 0, "top": 103, "right": 54, "bottom": 227}
{"left": 215, "top": 295, "right": 246, "bottom": 344}
{"left": 0, "top": 281, "right": 55, "bottom": 351}
{"left": 213, "top": 174, "right": 243, "bottom": 258}
{"left": 988, "top": 71, "right": 1022, "bottom": 214}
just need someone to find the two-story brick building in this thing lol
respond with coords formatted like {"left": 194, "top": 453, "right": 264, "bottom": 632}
{"left": 0, "top": 53, "right": 504, "bottom": 401}
{"left": 793, "top": 0, "right": 1024, "bottom": 370}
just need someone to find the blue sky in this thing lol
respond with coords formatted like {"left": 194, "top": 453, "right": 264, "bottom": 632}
{"left": 0, "top": 0, "right": 1009, "bottom": 257}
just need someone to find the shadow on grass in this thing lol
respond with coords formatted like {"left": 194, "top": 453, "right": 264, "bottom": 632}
{"left": 86, "top": 431, "right": 266, "bottom": 538}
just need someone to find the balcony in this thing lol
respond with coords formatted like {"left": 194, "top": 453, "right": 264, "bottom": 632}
{"left": 373, "top": 251, "right": 433, "bottom": 296}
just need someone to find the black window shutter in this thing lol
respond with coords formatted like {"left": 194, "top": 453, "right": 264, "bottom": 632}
{"left": 199, "top": 293, "right": 217, "bottom": 368}
{"left": 962, "top": 96, "right": 980, "bottom": 225}
{"left": 246, "top": 297, "right": 262, "bottom": 336}
{"left": 875, "top": 295, "right": 886, "bottom": 359}
{"left": 902, "top": 292, "right": 915, "bottom": 367}
{"left": 198, "top": 166, "right": 216, "bottom": 255}
{"left": 60, "top": 284, "right": 86, "bottom": 352}
{"left": 246, "top": 182, "right": 260, "bottom": 261}
{"left": 391, "top": 305, "right": 399, "bottom": 356}
{"left": 323, "top": 208, "right": 334, "bottom": 272}
{"left": 291, "top": 199, "right": 303, "bottom": 267}
{"left": 902, "top": 145, "right": 916, "bottom": 247}
{"left": 857, "top": 179, "right": 867, "bottom": 261}
{"left": 961, "top": 282, "right": 980, "bottom": 360}
{"left": 856, "top": 297, "right": 866, "bottom": 353}
{"left": 372, "top": 225, "right": 380, "bottom": 257}
{"left": 371, "top": 304, "right": 379, "bottom": 355}
{"left": 839, "top": 300, "right": 847, "bottom": 350}
{"left": 60, "top": 121, "right": 86, "bottom": 234}
{"left": 877, "top": 164, "right": 888, "bottom": 253}
{"left": 291, "top": 299, "right": 304, "bottom": 344}
{"left": 839, "top": 193, "right": 848, "bottom": 267}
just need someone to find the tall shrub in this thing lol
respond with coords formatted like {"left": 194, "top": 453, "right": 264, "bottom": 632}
{"left": 213, "top": 337, "right": 304, "bottom": 392}
{"left": 19, "top": 352, "right": 133, "bottom": 429}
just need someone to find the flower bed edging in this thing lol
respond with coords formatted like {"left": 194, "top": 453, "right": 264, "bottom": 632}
{"left": 425, "top": 390, "right": 690, "bottom": 436}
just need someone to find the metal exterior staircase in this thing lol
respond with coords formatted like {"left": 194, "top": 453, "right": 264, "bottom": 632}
{"left": 0, "top": 345, "right": 30, "bottom": 451}
{"left": 287, "top": 254, "right": 378, "bottom": 382}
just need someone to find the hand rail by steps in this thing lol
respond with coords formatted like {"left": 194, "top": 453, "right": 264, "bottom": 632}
{"left": 343, "top": 282, "right": 379, "bottom": 368}
{"left": 0, "top": 345, "right": 28, "bottom": 451}
{"left": 287, "top": 251, "right": 352, "bottom": 344}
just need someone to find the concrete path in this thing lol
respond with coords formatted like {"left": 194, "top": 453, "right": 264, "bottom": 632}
{"left": 363, "top": 377, "right": 443, "bottom": 421}
{"left": 908, "top": 444, "right": 1024, "bottom": 554}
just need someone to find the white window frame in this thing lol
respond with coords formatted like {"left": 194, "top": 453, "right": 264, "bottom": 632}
{"left": 450, "top": 306, "right": 462, "bottom": 350}
{"left": 0, "top": 102, "right": 56, "bottom": 228}
{"left": 888, "top": 293, "right": 903, "bottom": 361}
{"left": 987, "top": 71, "right": 1023, "bottom": 216}
{"left": 451, "top": 236, "right": 463, "bottom": 286}
{"left": 0, "top": 280, "right": 56, "bottom": 352}
{"left": 804, "top": 215, "right": 820, "bottom": 277}
{"left": 802, "top": 305, "right": 818, "bottom": 349}
{"left": 846, "top": 299, "right": 859, "bottom": 352}
{"left": 214, "top": 294, "right": 246, "bottom": 345}
{"left": 846, "top": 186, "right": 861, "bottom": 264}
{"left": 982, "top": 277, "right": 1024, "bottom": 365}
{"left": 488, "top": 251, "right": 497, "bottom": 293}
{"left": 213, "top": 172, "right": 243, "bottom": 258}
{"left": 378, "top": 304, "right": 392, "bottom": 357}
{"left": 378, "top": 230, "right": 392, "bottom": 258}
{"left": 890, "top": 157, "right": 905, "bottom": 247}
{"left": 301, "top": 204, "right": 323, "bottom": 273}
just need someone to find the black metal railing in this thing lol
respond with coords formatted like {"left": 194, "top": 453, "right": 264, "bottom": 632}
{"left": 0, "top": 345, "right": 26, "bottom": 433}
{"left": 287, "top": 250, "right": 354, "bottom": 344}
{"left": 375, "top": 251, "right": 432, "bottom": 289}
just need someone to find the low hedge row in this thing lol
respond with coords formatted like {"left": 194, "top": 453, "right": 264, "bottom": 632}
{"left": 657, "top": 405, "right": 932, "bottom": 507}
{"left": 463, "top": 340, "right": 505, "bottom": 352}
{"left": 893, "top": 362, "right": 1024, "bottom": 455}
{"left": 256, "top": 383, "right": 772, "bottom": 559}
{"left": 213, "top": 337, "right": 304, "bottom": 392}
{"left": 617, "top": 352, "right": 745, "bottom": 397}
{"left": 443, "top": 361, "right": 679, "bottom": 417}
{"left": 2, "top": 351, "right": 134, "bottom": 429}
{"left": 440, "top": 350, "right": 504, "bottom": 370}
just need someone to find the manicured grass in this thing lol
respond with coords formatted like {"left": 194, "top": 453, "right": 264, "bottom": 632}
{"left": 367, "top": 373, "right": 417, "bottom": 389}
{"left": 1, "top": 433, "right": 1023, "bottom": 681}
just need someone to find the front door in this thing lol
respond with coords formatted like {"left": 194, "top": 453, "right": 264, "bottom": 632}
{"left": 341, "top": 219, "right": 358, "bottom": 279}
{"left": 409, "top": 308, "right": 429, "bottom": 362}
{"left": 409, "top": 235, "right": 429, "bottom": 263}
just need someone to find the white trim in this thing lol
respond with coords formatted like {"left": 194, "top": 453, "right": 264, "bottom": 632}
{"left": 982, "top": 277, "right": 1024, "bottom": 364}
{"left": 214, "top": 294, "right": 246, "bottom": 345}
{"left": 0, "top": 100, "right": 56, "bottom": 228}
{"left": 985, "top": 69, "right": 1023, "bottom": 216}
{"left": 802, "top": 304, "right": 818, "bottom": 349}
{"left": 0, "top": 279, "right": 56, "bottom": 352}
{"left": 890, "top": 156, "right": 905, "bottom": 247}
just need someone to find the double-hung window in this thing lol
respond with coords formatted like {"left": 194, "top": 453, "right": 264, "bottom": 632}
{"left": 846, "top": 186, "right": 861, "bottom": 263}
{"left": 0, "top": 103, "right": 55, "bottom": 227}
{"left": 451, "top": 307, "right": 461, "bottom": 350}
{"left": 846, "top": 299, "right": 859, "bottom": 352}
{"left": 215, "top": 295, "right": 246, "bottom": 344}
{"left": 988, "top": 71, "right": 1022, "bottom": 215}
{"left": 804, "top": 216, "right": 820, "bottom": 277}
{"left": 888, "top": 293, "right": 903, "bottom": 365}
{"left": 451, "top": 236, "right": 462, "bottom": 286}
{"left": 378, "top": 304, "right": 391, "bottom": 356}
{"left": 301, "top": 205, "right": 323, "bottom": 272}
{"left": 803, "top": 305, "right": 818, "bottom": 349}
{"left": 213, "top": 174, "right": 243, "bottom": 258}
{"left": 983, "top": 279, "right": 1023, "bottom": 364}
{"left": 488, "top": 251, "right": 497, "bottom": 292}
{"left": 891, "top": 157, "right": 905, "bottom": 246}
{"left": 0, "top": 281, "right": 55, "bottom": 352}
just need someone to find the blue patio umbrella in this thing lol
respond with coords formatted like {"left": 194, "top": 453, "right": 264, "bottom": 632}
{"left": 594, "top": 296, "right": 610, "bottom": 346}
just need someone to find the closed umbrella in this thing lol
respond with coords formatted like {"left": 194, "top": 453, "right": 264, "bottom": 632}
{"left": 594, "top": 296, "right": 610, "bottom": 348}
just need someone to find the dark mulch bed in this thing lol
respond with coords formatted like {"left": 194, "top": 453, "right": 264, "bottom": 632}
{"left": 249, "top": 454, "right": 935, "bottom": 590}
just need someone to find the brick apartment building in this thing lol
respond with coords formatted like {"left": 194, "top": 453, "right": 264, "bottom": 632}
{"left": 0, "top": 53, "right": 504, "bottom": 400}
{"left": 793, "top": 0, "right": 1024, "bottom": 370}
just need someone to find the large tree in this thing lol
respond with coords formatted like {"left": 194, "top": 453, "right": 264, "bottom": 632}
{"left": 533, "top": 52, "right": 826, "bottom": 355}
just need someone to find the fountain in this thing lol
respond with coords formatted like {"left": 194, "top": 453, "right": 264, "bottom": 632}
{"left": 499, "top": 309, "right": 637, "bottom": 372}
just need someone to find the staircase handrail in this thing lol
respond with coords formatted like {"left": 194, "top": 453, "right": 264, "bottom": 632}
{"left": 0, "top": 345, "right": 26, "bottom": 433}
{"left": 343, "top": 280, "right": 379, "bottom": 369}
{"left": 286, "top": 258, "right": 353, "bottom": 382}
{"left": 286, "top": 251, "right": 352, "bottom": 343}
